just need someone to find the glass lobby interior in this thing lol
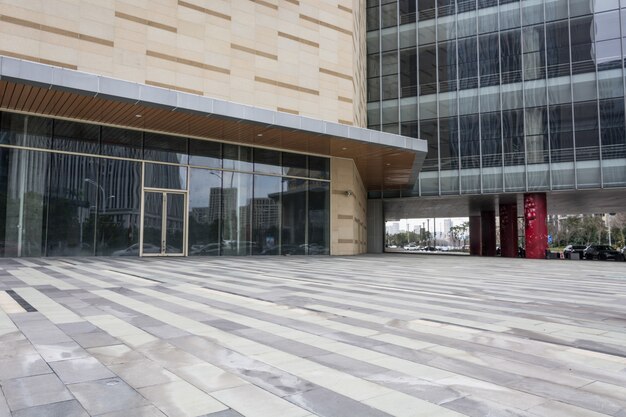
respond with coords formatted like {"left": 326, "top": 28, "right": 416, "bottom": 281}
{"left": 0, "top": 112, "right": 331, "bottom": 257}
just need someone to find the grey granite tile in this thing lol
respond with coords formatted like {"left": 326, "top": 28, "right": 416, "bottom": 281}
{"left": 34, "top": 341, "right": 89, "bottom": 362}
{"left": 0, "top": 354, "right": 51, "bottom": 381}
{"left": 56, "top": 322, "right": 99, "bottom": 335}
{"left": 443, "top": 396, "right": 542, "bottom": 417}
{"left": 49, "top": 356, "right": 116, "bottom": 384}
{"left": 507, "top": 377, "right": 626, "bottom": 415}
{"left": 141, "top": 324, "right": 191, "bottom": 339}
{"left": 2, "top": 373, "right": 73, "bottom": 411}
{"left": 93, "top": 405, "right": 167, "bottom": 417}
{"left": 71, "top": 330, "right": 120, "bottom": 348}
{"left": 285, "top": 387, "right": 394, "bottom": 417}
{"left": 202, "top": 410, "right": 245, "bottom": 417}
{"left": 11, "top": 400, "right": 89, "bottom": 417}
{"left": 86, "top": 345, "right": 146, "bottom": 365}
{"left": 68, "top": 377, "right": 148, "bottom": 415}
{"left": 0, "top": 388, "right": 9, "bottom": 417}
{"left": 0, "top": 338, "right": 38, "bottom": 360}
{"left": 108, "top": 359, "right": 179, "bottom": 388}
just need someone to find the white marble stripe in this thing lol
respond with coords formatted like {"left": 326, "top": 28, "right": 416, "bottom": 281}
{"left": 85, "top": 314, "right": 158, "bottom": 348}
{"left": 69, "top": 264, "right": 156, "bottom": 287}
{"left": 12, "top": 287, "right": 83, "bottom": 324}
{"left": 8, "top": 267, "right": 78, "bottom": 290}
{"left": 0, "top": 291, "right": 26, "bottom": 314}
{"left": 134, "top": 287, "right": 458, "bottom": 382}
{"left": 44, "top": 266, "right": 118, "bottom": 289}
{"left": 90, "top": 289, "right": 467, "bottom": 417}
{"left": 0, "top": 298, "right": 19, "bottom": 330}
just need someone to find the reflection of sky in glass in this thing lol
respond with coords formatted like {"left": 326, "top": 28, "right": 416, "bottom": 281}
{"left": 592, "top": 3, "right": 624, "bottom": 64}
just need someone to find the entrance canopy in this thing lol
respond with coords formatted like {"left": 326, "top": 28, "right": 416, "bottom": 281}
{"left": 0, "top": 56, "right": 426, "bottom": 191}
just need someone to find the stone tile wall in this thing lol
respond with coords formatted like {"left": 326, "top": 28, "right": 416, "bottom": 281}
{"left": 0, "top": 0, "right": 366, "bottom": 126}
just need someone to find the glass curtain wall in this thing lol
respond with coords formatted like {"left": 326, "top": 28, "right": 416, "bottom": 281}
{"left": 367, "top": 0, "right": 626, "bottom": 196}
{"left": 0, "top": 111, "right": 330, "bottom": 257}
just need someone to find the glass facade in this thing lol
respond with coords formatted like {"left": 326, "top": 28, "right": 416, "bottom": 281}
{"left": 0, "top": 111, "right": 330, "bottom": 257}
{"left": 367, "top": 0, "right": 626, "bottom": 196}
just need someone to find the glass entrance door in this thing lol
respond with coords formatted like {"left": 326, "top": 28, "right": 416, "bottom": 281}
{"left": 141, "top": 191, "right": 186, "bottom": 256}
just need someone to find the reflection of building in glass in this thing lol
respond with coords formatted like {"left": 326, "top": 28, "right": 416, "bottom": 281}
{"left": 201, "top": 187, "right": 237, "bottom": 226}
{"left": 241, "top": 198, "right": 280, "bottom": 229}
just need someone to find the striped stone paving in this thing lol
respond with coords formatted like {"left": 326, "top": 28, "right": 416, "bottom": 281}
{"left": 0, "top": 254, "right": 625, "bottom": 417}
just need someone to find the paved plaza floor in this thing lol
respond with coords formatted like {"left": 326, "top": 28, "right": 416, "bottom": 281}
{"left": 0, "top": 255, "right": 625, "bottom": 417}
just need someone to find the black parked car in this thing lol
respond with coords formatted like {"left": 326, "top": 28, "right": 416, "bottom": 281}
{"left": 583, "top": 245, "right": 624, "bottom": 261}
{"left": 563, "top": 245, "right": 587, "bottom": 259}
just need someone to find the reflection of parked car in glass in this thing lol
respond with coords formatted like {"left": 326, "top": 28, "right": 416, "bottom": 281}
{"left": 260, "top": 244, "right": 303, "bottom": 255}
{"left": 112, "top": 243, "right": 159, "bottom": 256}
{"left": 583, "top": 245, "right": 624, "bottom": 261}
{"left": 403, "top": 244, "right": 418, "bottom": 251}
{"left": 190, "top": 243, "right": 223, "bottom": 256}
{"left": 563, "top": 245, "right": 587, "bottom": 259}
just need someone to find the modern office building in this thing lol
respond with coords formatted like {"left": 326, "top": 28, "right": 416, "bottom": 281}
{"left": 0, "top": 0, "right": 427, "bottom": 258}
{"left": 2, "top": 1, "right": 625, "bottom": 260}
{"left": 366, "top": 0, "right": 626, "bottom": 257}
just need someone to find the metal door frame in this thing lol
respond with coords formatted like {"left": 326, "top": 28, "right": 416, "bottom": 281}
{"left": 139, "top": 188, "right": 188, "bottom": 257}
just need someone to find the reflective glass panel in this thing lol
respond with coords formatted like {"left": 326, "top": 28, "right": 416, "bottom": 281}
{"left": 308, "top": 181, "right": 330, "bottom": 255}
{"left": 46, "top": 154, "right": 99, "bottom": 256}
{"left": 143, "top": 192, "right": 163, "bottom": 254}
{"left": 221, "top": 172, "right": 253, "bottom": 255}
{"left": 165, "top": 193, "right": 185, "bottom": 254}
{"left": 281, "top": 178, "right": 306, "bottom": 254}
{"left": 308, "top": 156, "right": 330, "bottom": 180}
{"left": 101, "top": 126, "right": 142, "bottom": 159}
{"left": 52, "top": 119, "right": 100, "bottom": 154}
{"left": 223, "top": 144, "right": 253, "bottom": 172}
{"left": 254, "top": 148, "right": 281, "bottom": 175}
{"left": 189, "top": 139, "right": 221, "bottom": 168}
{"left": 253, "top": 175, "right": 281, "bottom": 255}
{"left": 0, "top": 148, "right": 49, "bottom": 257}
{"left": 144, "top": 132, "right": 188, "bottom": 164}
{"left": 282, "top": 152, "right": 307, "bottom": 177}
{"left": 188, "top": 168, "right": 222, "bottom": 256}
{"left": 0, "top": 113, "right": 51, "bottom": 149}
{"left": 96, "top": 159, "right": 141, "bottom": 256}
{"left": 144, "top": 163, "right": 187, "bottom": 190}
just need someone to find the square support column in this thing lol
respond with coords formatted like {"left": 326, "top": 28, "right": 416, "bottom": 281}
{"left": 481, "top": 210, "right": 496, "bottom": 257}
{"left": 499, "top": 203, "right": 518, "bottom": 258}
{"left": 524, "top": 193, "right": 547, "bottom": 259}
{"left": 469, "top": 215, "right": 481, "bottom": 255}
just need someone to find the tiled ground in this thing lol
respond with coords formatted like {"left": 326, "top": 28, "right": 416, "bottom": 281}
{"left": 0, "top": 255, "right": 625, "bottom": 417}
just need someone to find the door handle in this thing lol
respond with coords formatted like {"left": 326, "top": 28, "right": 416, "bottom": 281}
{"left": 162, "top": 240, "right": 166, "bottom": 253}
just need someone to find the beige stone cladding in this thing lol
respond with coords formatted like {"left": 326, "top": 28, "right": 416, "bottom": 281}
{"left": 330, "top": 156, "right": 367, "bottom": 255}
{"left": 0, "top": 0, "right": 366, "bottom": 126}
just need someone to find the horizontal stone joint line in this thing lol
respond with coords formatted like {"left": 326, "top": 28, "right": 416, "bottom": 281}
{"left": 299, "top": 14, "right": 352, "bottom": 36}
{"left": 177, "top": 0, "right": 231, "bottom": 20}
{"left": 230, "top": 43, "right": 278, "bottom": 60}
{"left": 254, "top": 76, "right": 319, "bottom": 96}
{"left": 0, "top": 14, "right": 114, "bottom": 46}
{"left": 146, "top": 50, "right": 230, "bottom": 74}
{"left": 115, "top": 11, "right": 177, "bottom": 33}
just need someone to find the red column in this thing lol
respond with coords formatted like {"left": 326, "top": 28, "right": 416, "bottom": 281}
{"left": 481, "top": 210, "right": 496, "bottom": 256}
{"left": 524, "top": 193, "right": 547, "bottom": 259}
{"left": 469, "top": 215, "right": 481, "bottom": 255}
{"left": 499, "top": 203, "right": 518, "bottom": 257}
